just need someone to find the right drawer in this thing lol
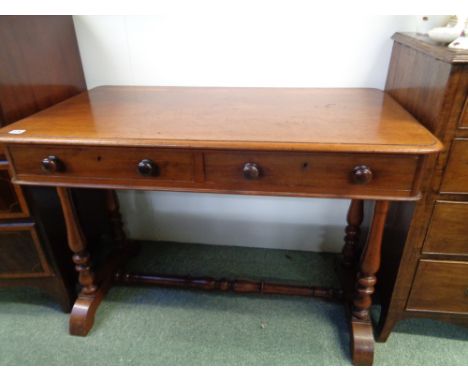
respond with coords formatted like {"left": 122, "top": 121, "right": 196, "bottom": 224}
{"left": 423, "top": 201, "right": 468, "bottom": 256}
{"left": 407, "top": 260, "right": 468, "bottom": 314}
{"left": 440, "top": 139, "right": 468, "bottom": 194}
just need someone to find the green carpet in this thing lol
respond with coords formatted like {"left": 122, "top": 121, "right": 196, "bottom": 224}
{"left": 0, "top": 241, "right": 467, "bottom": 365}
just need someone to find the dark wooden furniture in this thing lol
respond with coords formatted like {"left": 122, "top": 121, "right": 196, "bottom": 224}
{"left": 377, "top": 33, "right": 468, "bottom": 341}
{"left": 0, "top": 16, "right": 108, "bottom": 311}
{"left": 0, "top": 86, "right": 442, "bottom": 365}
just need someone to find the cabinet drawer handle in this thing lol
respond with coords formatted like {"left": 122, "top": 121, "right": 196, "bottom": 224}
{"left": 41, "top": 155, "right": 63, "bottom": 174}
{"left": 138, "top": 159, "right": 159, "bottom": 177}
{"left": 243, "top": 162, "right": 261, "bottom": 180}
{"left": 351, "top": 165, "right": 373, "bottom": 185}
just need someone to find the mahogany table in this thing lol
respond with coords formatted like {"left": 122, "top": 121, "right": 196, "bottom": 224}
{"left": 0, "top": 86, "right": 442, "bottom": 365}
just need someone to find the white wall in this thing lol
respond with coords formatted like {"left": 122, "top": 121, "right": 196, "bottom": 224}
{"left": 72, "top": 13, "right": 420, "bottom": 253}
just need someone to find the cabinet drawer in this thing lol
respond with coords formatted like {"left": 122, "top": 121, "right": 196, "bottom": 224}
{"left": 407, "top": 260, "right": 468, "bottom": 315}
{"left": 0, "top": 160, "right": 29, "bottom": 219}
{"left": 8, "top": 145, "right": 195, "bottom": 187}
{"left": 0, "top": 221, "right": 50, "bottom": 278}
{"left": 423, "top": 201, "right": 468, "bottom": 256}
{"left": 204, "top": 151, "right": 420, "bottom": 198}
{"left": 440, "top": 139, "right": 468, "bottom": 194}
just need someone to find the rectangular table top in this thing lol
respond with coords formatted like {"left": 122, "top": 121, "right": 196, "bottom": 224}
{"left": 0, "top": 86, "right": 442, "bottom": 154}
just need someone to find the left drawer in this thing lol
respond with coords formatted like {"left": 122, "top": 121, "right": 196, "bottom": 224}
{"left": 6, "top": 145, "right": 195, "bottom": 187}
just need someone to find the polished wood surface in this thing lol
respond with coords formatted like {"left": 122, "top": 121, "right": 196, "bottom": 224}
{"left": 389, "top": 32, "right": 468, "bottom": 64}
{"left": 350, "top": 200, "right": 389, "bottom": 366}
{"left": 440, "top": 139, "right": 468, "bottom": 194}
{"left": 6, "top": 145, "right": 425, "bottom": 200}
{"left": 377, "top": 33, "right": 468, "bottom": 342}
{"left": 459, "top": 98, "right": 468, "bottom": 129}
{"left": 203, "top": 151, "right": 420, "bottom": 199}
{"left": 56, "top": 187, "right": 97, "bottom": 295}
{"left": 407, "top": 260, "right": 468, "bottom": 314}
{"left": 115, "top": 272, "right": 344, "bottom": 300}
{"left": 423, "top": 201, "right": 468, "bottom": 256}
{"left": 341, "top": 199, "right": 364, "bottom": 268}
{"left": 1, "top": 86, "right": 441, "bottom": 154}
{"left": 9, "top": 145, "right": 195, "bottom": 184}
{"left": 0, "top": 16, "right": 86, "bottom": 126}
{"left": 353, "top": 202, "right": 389, "bottom": 320}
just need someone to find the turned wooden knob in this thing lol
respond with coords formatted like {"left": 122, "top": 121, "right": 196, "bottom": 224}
{"left": 41, "top": 155, "right": 63, "bottom": 173}
{"left": 351, "top": 165, "right": 373, "bottom": 185}
{"left": 243, "top": 162, "right": 260, "bottom": 180}
{"left": 137, "top": 159, "right": 158, "bottom": 177}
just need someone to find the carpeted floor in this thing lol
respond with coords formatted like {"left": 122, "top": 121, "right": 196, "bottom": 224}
{"left": 0, "top": 241, "right": 467, "bottom": 365}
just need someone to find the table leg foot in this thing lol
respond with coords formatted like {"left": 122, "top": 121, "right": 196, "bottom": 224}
{"left": 69, "top": 293, "right": 102, "bottom": 336}
{"left": 350, "top": 316, "right": 374, "bottom": 366}
{"left": 69, "top": 243, "right": 133, "bottom": 336}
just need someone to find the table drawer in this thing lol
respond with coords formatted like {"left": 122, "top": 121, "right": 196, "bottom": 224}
{"left": 423, "top": 201, "right": 468, "bottom": 256}
{"left": 8, "top": 145, "right": 195, "bottom": 185}
{"left": 440, "top": 139, "right": 468, "bottom": 194}
{"left": 204, "top": 151, "right": 420, "bottom": 198}
{"left": 407, "top": 260, "right": 468, "bottom": 315}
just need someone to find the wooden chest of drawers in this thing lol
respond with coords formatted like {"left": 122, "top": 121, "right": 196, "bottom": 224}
{"left": 377, "top": 33, "right": 468, "bottom": 340}
{"left": 0, "top": 16, "right": 110, "bottom": 310}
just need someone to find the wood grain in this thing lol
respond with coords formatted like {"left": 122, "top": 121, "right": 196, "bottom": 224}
{"left": 0, "top": 87, "right": 441, "bottom": 154}
{"left": 440, "top": 139, "right": 468, "bottom": 194}
{"left": 377, "top": 32, "right": 468, "bottom": 342}
{"left": 204, "top": 150, "right": 420, "bottom": 198}
{"left": 391, "top": 33, "right": 468, "bottom": 64}
{"left": 0, "top": 15, "right": 88, "bottom": 311}
{"left": 406, "top": 260, "right": 468, "bottom": 314}
{"left": 459, "top": 97, "right": 468, "bottom": 130}
{"left": 0, "top": 16, "right": 86, "bottom": 126}
{"left": 341, "top": 199, "right": 364, "bottom": 268}
{"left": 422, "top": 201, "right": 468, "bottom": 256}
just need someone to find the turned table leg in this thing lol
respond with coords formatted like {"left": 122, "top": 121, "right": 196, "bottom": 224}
{"left": 341, "top": 199, "right": 364, "bottom": 268}
{"left": 57, "top": 188, "right": 130, "bottom": 336}
{"left": 349, "top": 200, "right": 389, "bottom": 366}
{"left": 57, "top": 187, "right": 99, "bottom": 336}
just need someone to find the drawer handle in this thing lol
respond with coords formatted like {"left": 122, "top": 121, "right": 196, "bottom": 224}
{"left": 243, "top": 162, "right": 260, "bottom": 180}
{"left": 137, "top": 159, "right": 159, "bottom": 177}
{"left": 351, "top": 165, "right": 373, "bottom": 185}
{"left": 41, "top": 155, "right": 63, "bottom": 174}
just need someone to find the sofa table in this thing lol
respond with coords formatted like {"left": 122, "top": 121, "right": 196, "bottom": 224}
{"left": 0, "top": 86, "right": 442, "bottom": 365}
